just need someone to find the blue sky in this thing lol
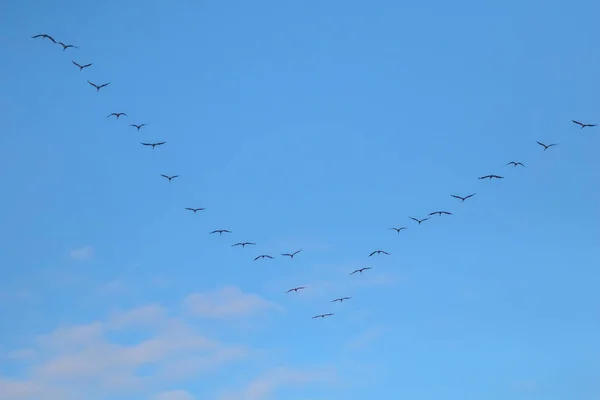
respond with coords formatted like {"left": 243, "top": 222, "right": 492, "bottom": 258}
{"left": 1, "top": 0, "right": 599, "bottom": 399}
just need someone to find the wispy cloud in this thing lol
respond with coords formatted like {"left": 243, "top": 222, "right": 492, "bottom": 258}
{"left": 345, "top": 327, "right": 385, "bottom": 350}
{"left": 68, "top": 245, "right": 94, "bottom": 261}
{"left": 153, "top": 390, "right": 195, "bottom": 400}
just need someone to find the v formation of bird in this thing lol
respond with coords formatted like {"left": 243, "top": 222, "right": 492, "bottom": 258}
{"left": 31, "top": 33, "right": 596, "bottom": 320}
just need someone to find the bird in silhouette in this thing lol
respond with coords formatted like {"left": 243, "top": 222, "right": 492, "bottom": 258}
{"left": 32, "top": 33, "right": 56, "bottom": 43}
{"left": 312, "top": 313, "right": 334, "bottom": 319}
{"left": 107, "top": 112, "right": 127, "bottom": 119}
{"left": 429, "top": 211, "right": 452, "bottom": 216}
{"left": 130, "top": 124, "right": 147, "bottom": 131}
{"left": 350, "top": 267, "right": 372, "bottom": 275}
{"left": 58, "top": 42, "right": 78, "bottom": 51}
{"left": 389, "top": 227, "right": 408, "bottom": 234}
{"left": 281, "top": 249, "right": 302, "bottom": 259}
{"left": 160, "top": 174, "right": 179, "bottom": 182}
{"left": 141, "top": 142, "right": 166, "bottom": 149}
{"left": 410, "top": 216, "right": 430, "bottom": 225}
{"left": 254, "top": 255, "right": 273, "bottom": 261}
{"left": 332, "top": 297, "right": 351, "bottom": 303}
{"left": 72, "top": 61, "right": 92, "bottom": 71}
{"left": 369, "top": 250, "right": 390, "bottom": 257}
{"left": 478, "top": 174, "right": 504, "bottom": 180}
{"left": 506, "top": 161, "right": 525, "bottom": 167}
{"left": 572, "top": 120, "right": 597, "bottom": 129}
{"left": 87, "top": 81, "right": 110, "bottom": 92}
{"left": 451, "top": 193, "right": 475, "bottom": 202}
{"left": 536, "top": 141, "right": 558, "bottom": 151}
{"left": 210, "top": 229, "right": 231, "bottom": 235}
{"left": 184, "top": 207, "right": 205, "bottom": 213}
{"left": 232, "top": 242, "right": 255, "bottom": 247}
{"left": 286, "top": 286, "right": 306, "bottom": 293}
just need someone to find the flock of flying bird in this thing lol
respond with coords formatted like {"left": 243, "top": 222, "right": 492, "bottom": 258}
{"left": 31, "top": 32, "right": 597, "bottom": 320}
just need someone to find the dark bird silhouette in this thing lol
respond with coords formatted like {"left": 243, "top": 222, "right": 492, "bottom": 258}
{"left": 312, "top": 313, "right": 334, "bottom": 319}
{"left": 572, "top": 120, "right": 597, "bottom": 129}
{"left": 130, "top": 124, "right": 147, "bottom": 131}
{"left": 210, "top": 229, "right": 231, "bottom": 235}
{"left": 536, "top": 141, "right": 558, "bottom": 151}
{"left": 160, "top": 174, "right": 179, "bottom": 182}
{"left": 332, "top": 297, "right": 351, "bottom": 303}
{"left": 107, "top": 112, "right": 127, "bottom": 119}
{"left": 429, "top": 211, "right": 452, "bottom": 216}
{"left": 478, "top": 174, "right": 504, "bottom": 180}
{"left": 32, "top": 34, "right": 56, "bottom": 43}
{"left": 72, "top": 61, "right": 92, "bottom": 71}
{"left": 232, "top": 242, "right": 255, "bottom": 247}
{"left": 281, "top": 249, "right": 302, "bottom": 259}
{"left": 254, "top": 255, "right": 273, "bottom": 261}
{"left": 141, "top": 142, "right": 166, "bottom": 149}
{"left": 184, "top": 207, "right": 205, "bottom": 213}
{"left": 87, "top": 80, "right": 110, "bottom": 92}
{"left": 350, "top": 267, "right": 372, "bottom": 275}
{"left": 410, "top": 216, "right": 430, "bottom": 225}
{"left": 506, "top": 161, "right": 525, "bottom": 167}
{"left": 389, "top": 227, "right": 408, "bottom": 234}
{"left": 286, "top": 286, "right": 306, "bottom": 293}
{"left": 369, "top": 250, "right": 390, "bottom": 257}
{"left": 451, "top": 193, "right": 475, "bottom": 202}
{"left": 58, "top": 42, "right": 78, "bottom": 51}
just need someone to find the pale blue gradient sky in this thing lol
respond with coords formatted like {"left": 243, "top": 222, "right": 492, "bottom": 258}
{"left": 1, "top": 0, "right": 599, "bottom": 399}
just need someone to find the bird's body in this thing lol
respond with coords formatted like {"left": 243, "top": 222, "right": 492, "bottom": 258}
{"left": 332, "top": 297, "right": 351, "bottom": 303}
{"left": 130, "top": 124, "right": 147, "bottom": 131}
{"left": 429, "top": 211, "right": 452, "bottom": 216}
{"left": 87, "top": 80, "right": 110, "bottom": 92}
{"left": 536, "top": 141, "right": 558, "bottom": 151}
{"left": 572, "top": 120, "right": 597, "bottom": 129}
{"left": 32, "top": 34, "right": 56, "bottom": 43}
{"left": 312, "top": 313, "right": 334, "bottom": 319}
{"left": 254, "top": 255, "right": 273, "bottom": 261}
{"left": 286, "top": 286, "right": 306, "bottom": 293}
{"left": 141, "top": 142, "right": 166, "bottom": 149}
{"left": 107, "top": 112, "right": 127, "bottom": 119}
{"left": 58, "top": 42, "right": 78, "bottom": 51}
{"left": 184, "top": 207, "right": 205, "bottom": 213}
{"left": 389, "top": 227, "right": 407, "bottom": 233}
{"left": 506, "top": 161, "right": 525, "bottom": 167}
{"left": 210, "top": 229, "right": 231, "bottom": 235}
{"left": 451, "top": 193, "right": 475, "bottom": 202}
{"left": 478, "top": 175, "right": 504, "bottom": 180}
{"left": 281, "top": 249, "right": 302, "bottom": 259}
{"left": 350, "top": 267, "right": 372, "bottom": 275}
{"left": 72, "top": 61, "right": 92, "bottom": 71}
{"left": 160, "top": 174, "right": 179, "bottom": 182}
{"left": 232, "top": 242, "right": 256, "bottom": 247}
{"left": 369, "top": 250, "right": 390, "bottom": 257}
{"left": 410, "top": 216, "right": 430, "bottom": 225}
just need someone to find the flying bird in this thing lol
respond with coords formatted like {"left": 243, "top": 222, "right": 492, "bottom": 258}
{"left": 350, "top": 267, "right": 372, "bottom": 275}
{"left": 332, "top": 297, "right": 351, "bottom": 303}
{"left": 506, "top": 161, "right": 525, "bottom": 167}
{"left": 31, "top": 33, "right": 56, "bottom": 43}
{"left": 478, "top": 175, "right": 504, "bottom": 180}
{"left": 389, "top": 227, "right": 408, "bottom": 233}
{"left": 410, "top": 216, "right": 430, "bottom": 225}
{"left": 429, "top": 211, "right": 452, "bottom": 216}
{"left": 184, "top": 207, "right": 205, "bottom": 213}
{"left": 254, "top": 255, "right": 273, "bottom": 261}
{"left": 572, "top": 120, "right": 597, "bottom": 129}
{"left": 536, "top": 141, "right": 558, "bottom": 151}
{"left": 451, "top": 193, "right": 475, "bottom": 202}
{"left": 130, "top": 124, "right": 147, "bottom": 131}
{"left": 107, "top": 112, "right": 127, "bottom": 119}
{"left": 281, "top": 249, "right": 302, "bottom": 258}
{"left": 312, "top": 313, "right": 334, "bottom": 319}
{"left": 286, "top": 286, "right": 306, "bottom": 293}
{"left": 210, "top": 229, "right": 231, "bottom": 235}
{"left": 232, "top": 242, "right": 255, "bottom": 247}
{"left": 72, "top": 61, "right": 92, "bottom": 71}
{"left": 87, "top": 80, "right": 110, "bottom": 92}
{"left": 141, "top": 142, "right": 166, "bottom": 149}
{"left": 160, "top": 174, "right": 179, "bottom": 182}
{"left": 58, "top": 42, "right": 78, "bottom": 51}
{"left": 369, "top": 250, "right": 390, "bottom": 257}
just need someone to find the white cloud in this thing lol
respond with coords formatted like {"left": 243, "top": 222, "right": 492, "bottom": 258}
{"left": 183, "top": 286, "right": 283, "bottom": 319}
{"left": 153, "top": 389, "right": 195, "bottom": 400}
{"left": 68, "top": 245, "right": 94, "bottom": 261}
{"left": 6, "top": 349, "right": 36, "bottom": 361}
